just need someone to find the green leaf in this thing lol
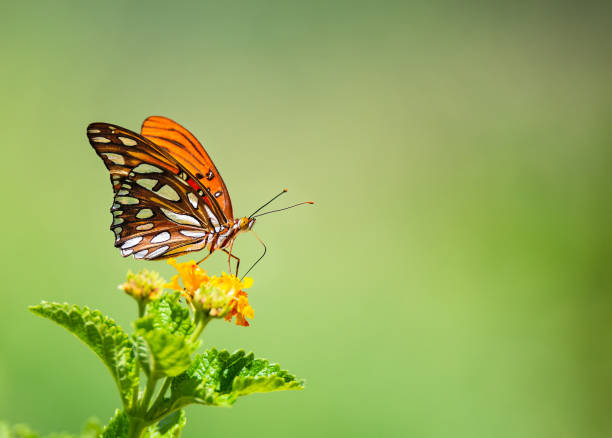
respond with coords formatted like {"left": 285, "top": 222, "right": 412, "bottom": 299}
{"left": 139, "top": 292, "right": 194, "bottom": 336}
{"left": 134, "top": 293, "right": 197, "bottom": 378}
{"left": 143, "top": 411, "right": 186, "bottom": 438}
{"left": 30, "top": 302, "right": 138, "bottom": 409}
{"left": 139, "top": 329, "right": 195, "bottom": 378}
{"left": 133, "top": 334, "right": 152, "bottom": 377}
{"left": 101, "top": 410, "right": 128, "bottom": 438}
{"left": 170, "top": 349, "right": 304, "bottom": 407}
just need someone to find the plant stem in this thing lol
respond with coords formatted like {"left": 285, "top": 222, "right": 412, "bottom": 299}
{"left": 127, "top": 418, "right": 147, "bottom": 438}
{"left": 148, "top": 377, "right": 172, "bottom": 416}
{"left": 140, "top": 376, "right": 159, "bottom": 413}
{"left": 190, "top": 314, "right": 210, "bottom": 343}
{"left": 131, "top": 300, "right": 147, "bottom": 411}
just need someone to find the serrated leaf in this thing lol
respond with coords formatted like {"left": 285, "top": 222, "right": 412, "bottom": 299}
{"left": 30, "top": 302, "right": 138, "bottom": 408}
{"left": 134, "top": 293, "right": 197, "bottom": 379}
{"left": 170, "top": 348, "right": 304, "bottom": 407}
{"left": 137, "top": 292, "right": 194, "bottom": 336}
{"left": 140, "top": 329, "right": 195, "bottom": 378}
{"left": 102, "top": 410, "right": 128, "bottom": 438}
{"left": 133, "top": 334, "right": 152, "bottom": 377}
{"left": 143, "top": 411, "right": 186, "bottom": 438}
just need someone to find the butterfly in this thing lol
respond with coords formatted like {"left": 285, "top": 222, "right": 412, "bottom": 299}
{"left": 86, "top": 116, "right": 267, "bottom": 274}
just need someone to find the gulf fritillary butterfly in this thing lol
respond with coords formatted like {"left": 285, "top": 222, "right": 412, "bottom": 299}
{"left": 87, "top": 116, "right": 293, "bottom": 274}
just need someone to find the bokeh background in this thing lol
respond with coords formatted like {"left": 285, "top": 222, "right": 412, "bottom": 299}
{"left": 1, "top": 1, "right": 612, "bottom": 437}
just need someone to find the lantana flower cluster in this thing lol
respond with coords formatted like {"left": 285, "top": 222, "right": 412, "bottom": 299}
{"left": 119, "top": 269, "right": 165, "bottom": 302}
{"left": 119, "top": 260, "right": 254, "bottom": 326}
{"left": 166, "top": 258, "right": 254, "bottom": 326}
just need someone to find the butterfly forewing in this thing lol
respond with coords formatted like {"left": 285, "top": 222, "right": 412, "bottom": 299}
{"left": 87, "top": 123, "right": 226, "bottom": 260}
{"left": 87, "top": 123, "right": 178, "bottom": 193}
{"left": 141, "top": 116, "right": 233, "bottom": 221}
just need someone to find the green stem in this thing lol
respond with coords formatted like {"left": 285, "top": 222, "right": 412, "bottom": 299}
{"left": 140, "top": 376, "right": 159, "bottom": 414}
{"left": 148, "top": 377, "right": 173, "bottom": 416}
{"left": 131, "top": 386, "right": 140, "bottom": 414}
{"left": 127, "top": 417, "right": 148, "bottom": 438}
{"left": 190, "top": 314, "right": 211, "bottom": 343}
{"left": 138, "top": 300, "right": 147, "bottom": 318}
{"left": 131, "top": 300, "right": 148, "bottom": 411}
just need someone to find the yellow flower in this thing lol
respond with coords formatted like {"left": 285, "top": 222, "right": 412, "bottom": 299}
{"left": 166, "top": 258, "right": 210, "bottom": 299}
{"left": 166, "top": 259, "right": 254, "bottom": 326}
{"left": 119, "top": 270, "right": 165, "bottom": 302}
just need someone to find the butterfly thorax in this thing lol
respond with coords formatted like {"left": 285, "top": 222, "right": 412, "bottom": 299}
{"left": 207, "top": 217, "right": 256, "bottom": 252}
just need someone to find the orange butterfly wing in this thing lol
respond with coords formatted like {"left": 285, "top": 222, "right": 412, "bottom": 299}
{"left": 141, "top": 116, "right": 234, "bottom": 221}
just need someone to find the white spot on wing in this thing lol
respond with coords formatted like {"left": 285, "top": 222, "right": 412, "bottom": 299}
{"left": 132, "top": 163, "right": 163, "bottom": 174}
{"left": 146, "top": 245, "right": 169, "bottom": 259}
{"left": 180, "top": 230, "right": 207, "bottom": 238}
{"left": 121, "top": 248, "right": 133, "bottom": 256}
{"left": 136, "top": 208, "right": 154, "bottom": 219}
{"left": 161, "top": 208, "right": 201, "bottom": 226}
{"left": 156, "top": 185, "right": 180, "bottom": 201}
{"left": 187, "top": 192, "right": 198, "bottom": 209}
{"left": 121, "top": 236, "right": 143, "bottom": 249}
{"left": 116, "top": 189, "right": 129, "bottom": 196}
{"left": 136, "top": 178, "right": 158, "bottom": 190}
{"left": 136, "top": 223, "right": 154, "bottom": 231}
{"left": 88, "top": 129, "right": 100, "bottom": 133}
{"left": 112, "top": 217, "right": 124, "bottom": 226}
{"left": 101, "top": 153, "right": 125, "bottom": 165}
{"left": 92, "top": 136, "right": 110, "bottom": 143}
{"left": 134, "top": 249, "right": 148, "bottom": 259}
{"left": 151, "top": 231, "right": 171, "bottom": 243}
{"left": 118, "top": 136, "right": 137, "bottom": 146}
{"left": 204, "top": 205, "right": 219, "bottom": 226}
{"left": 116, "top": 196, "right": 139, "bottom": 205}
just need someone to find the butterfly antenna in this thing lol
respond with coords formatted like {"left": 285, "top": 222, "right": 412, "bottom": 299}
{"left": 253, "top": 201, "right": 314, "bottom": 218}
{"left": 241, "top": 230, "right": 267, "bottom": 279}
{"left": 248, "top": 189, "right": 288, "bottom": 218}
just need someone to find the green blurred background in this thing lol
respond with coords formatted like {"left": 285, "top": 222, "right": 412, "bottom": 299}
{"left": 2, "top": 1, "right": 612, "bottom": 436}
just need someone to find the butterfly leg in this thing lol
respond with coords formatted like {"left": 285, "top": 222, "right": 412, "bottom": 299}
{"left": 222, "top": 248, "right": 240, "bottom": 276}
{"left": 197, "top": 250, "right": 214, "bottom": 265}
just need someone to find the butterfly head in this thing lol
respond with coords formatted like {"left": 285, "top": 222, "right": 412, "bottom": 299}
{"left": 238, "top": 217, "right": 256, "bottom": 232}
